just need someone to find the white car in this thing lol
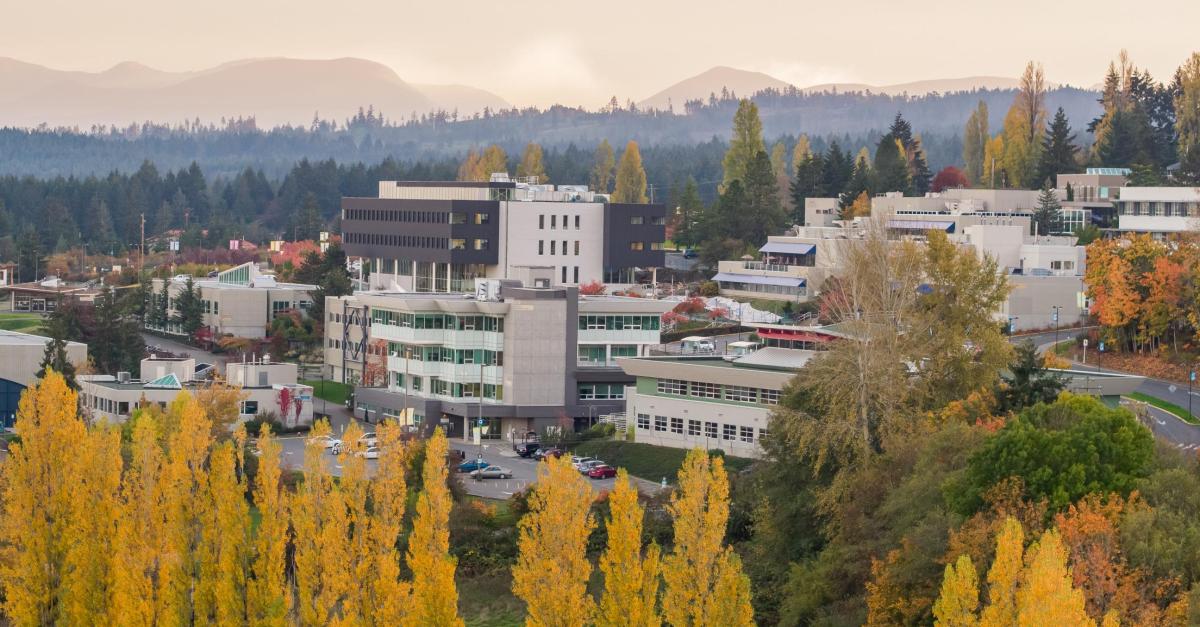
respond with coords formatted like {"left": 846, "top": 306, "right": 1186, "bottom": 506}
{"left": 571, "top": 457, "right": 598, "bottom": 472}
{"left": 578, "top": 460, "right": 606, "bottom": 475}
{"left": 307, "top": 434, "right": 341, "bottom": 450}
{"left": 358, "top": 432, "right": 379, "bottom": 447}
{"left": 355, "top": 446, "right": 380, "bottom": 460}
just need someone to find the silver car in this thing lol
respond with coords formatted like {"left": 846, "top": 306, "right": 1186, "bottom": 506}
{"left": 472, "top": 465, "right": 514, "bottom": 479}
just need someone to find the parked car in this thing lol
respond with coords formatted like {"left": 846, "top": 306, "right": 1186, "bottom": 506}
{"left": 514, "top": 441, "right": 541, "bottom": 457}
{"left": 534, "top": 447, "right": 564, "bottom": 460}
{"left": 457, "top": 458, "right": 491, "bottom": 473}
{"left": 358, "top": 432, "right": 379, "bottom": 447}
{"left": 682, "top": 249, "right": 698, "bottom": 259}
{"left": 307, "top": 434, "right": 341, "bottom": 450}
{"left": 587, "top": 464, "right": 617, "bottom": 479}
{"left": 355, "top": 446, "right": 380, "bottom": 460}
{"left": 471, "top": 465, "right": 514, "bottom": 479}
{"left": 578, "top": 460, "right": 607, "bottom": 475}
{"left": 571, "top": 456, "right": 598, "bottom": 472}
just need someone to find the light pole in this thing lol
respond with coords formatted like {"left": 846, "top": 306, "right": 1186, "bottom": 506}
{"left": 1051, "top": 306, "right": 1062, "bottom": 350}
{"left": 1190, "top": 368, "right": 1196, "bottom": 420}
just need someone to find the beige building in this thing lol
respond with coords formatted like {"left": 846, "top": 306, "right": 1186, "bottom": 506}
{"left": 0, "top": 329, "right": 88, "bottom": 428}
{"left": 713, "top": 227, "right": 859, "bottom": 303}
{"left": 148, "top": 262, "right": 316, "bottom": 340}
{"left": 79, "top": 356, "right": 313, "bottom": 426}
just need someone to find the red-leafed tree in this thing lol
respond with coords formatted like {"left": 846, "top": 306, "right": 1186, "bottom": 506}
{"left": 931, "top": 166, "right": 969, "bottom": 192}
{"left": 579, "top": 280, "right": 607, "bottom": 295}
{"left": 362, "top": 338, "right": 389, "bottom": 387}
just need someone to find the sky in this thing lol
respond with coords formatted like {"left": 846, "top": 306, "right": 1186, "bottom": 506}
{"left": 3, "top": 0, "right": 1198, "bottom": 108}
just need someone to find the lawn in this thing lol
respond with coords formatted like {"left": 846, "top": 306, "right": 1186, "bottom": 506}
{"left": 458, "top": 572, "right": 524, "bottom": 627}
{"left": 301, "top": 380, "right": 352, "bottom": 406}
{"left": 0, "top": 312, "right": 45, "bottom": 334}
{"left": 1128, "top": 392, "right": 1200, "bottom": 425}
{"left": 570, "top": 440, "right": 755, "bottom": 483}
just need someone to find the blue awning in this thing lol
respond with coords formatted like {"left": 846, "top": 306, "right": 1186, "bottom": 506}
{"left": 759, "top": 242, "right": 816, "bottom": 255}
{"left": 887, "top": 219, "right": 955, "bottom": 232}
{"left": 713, "top": 272, "right": 806, "bottom": 288}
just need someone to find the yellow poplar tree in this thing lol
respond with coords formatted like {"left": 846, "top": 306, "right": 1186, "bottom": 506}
{"left": 197, "top": 443, "right": 251, "bottom": 624}
{"left": 792, "top": 134, "right": 812, "bottom": 169}
{"left": 340, "top": 422, "right": 373, "bottom": 624}
{"left": 61, "top": 424, "right": 123, "bottom": 624}
{"left": 933, "top": 554, "right": 980, "bottom": 627}
{"left": 979, "top": 517, "right": 1024, "bottom": 627}
{"left": 110, "top": 412, "right": 168, "bottom": 625}
{"left": 517, "top": 142, "right": 550, "bottom": 183}
{"left": 248, "top": 424, "right": 291, "bottom": 625}
{"left": 612, "top": 140, "right": 649, "bottom": 203}
{"left": 0, "top": 370, "right": 89, "bottom": 625}
{"left": 706, "top": 550, "right": 755, "bottom": 627}
{"left": 367, "top": 421, "right": 411, "bottom": 624}
{"left": 406, "top": 427, "right": 463, "bottom": 627}
{"left": 512, "top": 454, "right": 596, "bottom": 626}
{"left": 1016, "top": 529, "right": 1094, "bottom": 626}
{"left": 662, "top": 449, "right": 752, "bottom": 626}
{"left": 292, "top": 419, "right": 353, "bottom": 625}
{"left": 597, "top": 469, "right": 660, "bottom": 627}
{"left": 458, "top": 149, "right": 482, "bottom": 181}
{"left": 478, "top": 145, "right": 509, "bottom": 180}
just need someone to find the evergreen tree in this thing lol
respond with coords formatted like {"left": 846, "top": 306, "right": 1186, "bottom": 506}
{"left": 292, "top": 192, "right": 323, "bottom": 241}
{"left": 841, "top": 154, "right": 874, "bottom": 208}
{"left": 172, "top": 278, "right": 205, "bottom": 339}
{"left": 589, "top": 139, "right": 616, "bottom": 193}
{"left": 790, "top": 152, "right": 825, "bottom": 225}
{"left": 1032, "top": 187, "right": 1064, "bottom": 235}
{"left": 873, "top": 135, "right": 910, "bottom": 194}
{"left": 962, "top": 101, "right": 990, "bottom": 185}
{"left": 516, "top": 142, "right": 549, "bottom": 183}
{"left": 612, "top": 141, "right": 649, "bottom": 203}
{"left": 36, "top": 312, "right": 78, "bottom": 390}
{"left": 671, "top": 177, "right": 703, "bottom": 248}
{"left": 742, "top": 151, "right": 786, "bottom": 246}
{"left": 819, "top": 142, "right": 853, "bottom": 198}
{"left": 721, "top": 99, "right": 766, "bottom": 189}
{"left": 1036, "top": 107, "right": 1081, "bottom": 186}
{"left": 90, "top": 287, "right": 145, "bottom": 375}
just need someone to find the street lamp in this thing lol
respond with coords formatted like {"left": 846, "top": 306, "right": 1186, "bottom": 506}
{"left": 1051, "top": 306, "right": 1062, "bottom": 349}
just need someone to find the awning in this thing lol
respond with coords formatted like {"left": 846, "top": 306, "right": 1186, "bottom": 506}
{"left": 887, "top": 219, "right": 955, "bottom": 232}
{"left": 712, "top": 273, "right": 806, "bottom": 288}
{"left": 759, "top": 242, "right": 816, "bottom": 255}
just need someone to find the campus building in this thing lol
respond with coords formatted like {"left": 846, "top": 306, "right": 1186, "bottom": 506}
{"left": 3, "top": 276, "right": 106, "bottom": 312}
{"left": 712, "top": 227, "right": 856, "bottom": 303}
{"left": 1057, "top": 167, "right": 1128, "bottom": 228}
{"left": 148, "top": 262, "right": 317, "bottom": 340}
{"left": 1112, "top": 187, "right": 1200, "bottom": 237}
{"left": 79, "top": 356, "right": 313, "bottom": 426}
{"left": 322, "top": 276, "right": 672, "bottom": 441}
{"left": 340, "top": 177, "right": 667, "bottom": 292}
{"left": 617, "top": 347, "right": 811, "bottom": 459}
{"left": 0, "top": 329, "right": 87, "bottom": 428}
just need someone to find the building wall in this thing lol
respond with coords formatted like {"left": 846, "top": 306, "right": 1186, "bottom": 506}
{"left": 625, "top": 385, "right": 769, "bottom": 459}
{"left": 500, "top": 201, "right": 605, "bottom": 285}
{"left": 1003, "top": 274, "right": 1086, "bottom": 331}
{"left": 0, "top": 335, "right": 87, "bottom": 387}
{"left": 79, "top": 380, "right": 312, "bottom": 426}
{"left": 503, "top": 288, "right": 571, "bottom": 406}
{"left": 804, "top": 198, "right": 839, "bottom": 227}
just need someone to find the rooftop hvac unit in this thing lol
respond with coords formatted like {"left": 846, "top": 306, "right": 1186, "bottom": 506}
{"left": 117, "top": 371, "right": 131, "bottom": 384}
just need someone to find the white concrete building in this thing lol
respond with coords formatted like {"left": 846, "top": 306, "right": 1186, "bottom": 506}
{"left": 0, "top": 329, "right": 88, "bottom": 428}
{"left": 1113, "top": 187, "right": 1200, "bottom": 237}
{"left": 148, "top": 262, "right": 317, "bottom": 340}
{"left": 712, "top": 226, "right": 861, "bottom": 302}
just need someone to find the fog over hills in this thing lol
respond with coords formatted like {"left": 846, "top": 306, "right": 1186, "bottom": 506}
{"left": 0, "top": 56, "right": 511, "bottom": 128}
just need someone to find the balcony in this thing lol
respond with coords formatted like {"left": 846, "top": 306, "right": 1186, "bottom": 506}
{"left": 372, "top": 323, "right": 504, "bottom": 350}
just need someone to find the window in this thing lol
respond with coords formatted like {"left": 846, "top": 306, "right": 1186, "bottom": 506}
{"left": 411, "top": 376, "right": 422, "bottom": 392}
{"left": 550, "top": 240, "right": 556, "bottom": 255}
{"left": 758, "top": 428, "right": 770, "bottom": 442}
{"left": 670, "top": 417, "right": 684, "bottom": 434}
{"left": 637, "top": 413, "right": 651, "bottom": 430}
{"left": 724, "top": 386, "right": 758, "bottom": 403}
{"left": 574, "top": 215, "right": 581, "bottom": 229}
{"left": 630, "top": 242, "right": 644, "bottom": 251}
{"left": 551, "top": 215, "right": 557, "bottom": 229}
{"left": 705, "top": 421, "right": 718, "bottom": 439}
{"left": 450, "top": 239, "right": 467, "bottom": 250}
{"left": 241, "top": 400, "right": 259, "bottom": 415}
{"left": 690, "top": 381, "right": 720, "bottom": 399}
{"left": 650, "top": 216, "right": 666, "bottom": 226}
{"left": 650, "top": 242, "right": 664, "bottom": 250}
{"left": 687, "top": 419, "right": 701, "bottom": 436}
{"left": 630, "top": 216, "right": 644, "bottom": 225}
{"left": 740, "top": 426, "right": 754, "bottom": 443}
{"left": 573, "top": 266, "right": 579, "bottom": 283}
{"left": 474, "top": 239, "right": 490, "bottom": 250}
{"left": 539, "top": 214, "right": 545, "bottom": 229}
{"left": 654, "top": 416, "right": 668, "bottom": 432}
{"left": 580, "top": 383, "right": 625, "bottom": 400}
{"left": 657, "top": 379, "right": 687, "bottom": 395}
{"left": 610, "top": 345, "right": 638, "bottom": 358}
{"left": 538, "top": 240, "right": 544, "bottom": 255}
{"left": 723, "top": 424, "right": 737, "bottom": 440}
{"left": 578, "top": 345, "right": 607, "bottom": 364}
{"left": 562, "top": 266, "right": 568, "bottom": 283}
{"left": 562, "top": 240, "right": 567, "bottom": 256}
{"left": 574, "top": 240, "right": 580, "bottom": 255}
{"left": 449, "top": 212, "right": 467, "bottom": 224}
{"left": 760, "top": 389, "right": 781, "bottom": 405}
{"left": 474, "top": 212, "right": 490, "bottom": 225}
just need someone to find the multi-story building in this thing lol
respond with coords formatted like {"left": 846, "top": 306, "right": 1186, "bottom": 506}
{"left": 712, "top": 227, "right": 858, "bottom": 302}
{"left": 804, "top": 198, "right": 839, "bottom": 227}
{"left": 149, "top": 262, "right": 316, "bottom": 339}
{"left": 1112, "top": 187, "right": 1200, "bottom": 237}
{"left": 79, "top": 356, "right": 313, "bottom": 426}
{"left": 0, "top": 329, "right": 87, "bottom": 428}
{"left": 1057, "top": 168, "right": 1128, "bottom": 228}
{"left": 340, "top": 177, "right": 667, "bottom": 292}
{"left": 324, "top": 277, "right": 672, "bottom": 441}
{"left": 618, "top": 347, "right": 812, "bottom": 459}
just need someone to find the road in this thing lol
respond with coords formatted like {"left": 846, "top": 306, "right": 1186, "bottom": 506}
{"left": 141, "top": 332, "right": 227, "bottom": 369}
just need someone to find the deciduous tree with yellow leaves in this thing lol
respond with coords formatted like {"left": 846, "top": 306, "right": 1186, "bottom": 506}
{"left": 407, "top": 427, "right": 463, "bottom": 627}
{"left": 597, "top": 469, "right": 660, "bottom": 627}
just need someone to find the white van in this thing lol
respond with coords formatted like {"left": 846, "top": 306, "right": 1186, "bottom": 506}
{"left": 681, "top": 336, "right": 716, "bottom": 353}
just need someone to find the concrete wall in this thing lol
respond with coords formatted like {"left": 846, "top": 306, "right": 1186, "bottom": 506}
{"left": 804, "top": 198, "right": 839, "bottom": 227}
{"left": 227, "top": 362, "right": 298, "bottom": 387}
{"left": 1003, "top": 274, "right": 1086, "bottom": 331}
{"left": 139, "top": 357, "right": 195, "bottom": 382}
{"left": 500, "top": 201, "right": 605, "bottom": 285}
{"left": 503, "top": 288, "right": 571, "bottom": 406}
{"left": 0, "top": 333, "right": 87, "bottom": 387}
{"left": 625, "top": 388, "right": 767, "bottom": 459}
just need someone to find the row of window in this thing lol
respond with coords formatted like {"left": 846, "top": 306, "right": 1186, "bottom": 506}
{"left": 655, "top": 378, "right": 781, "bottom": 405}
{"left": 202, "top": 299, "right": 220, "bottom": 314}
{"left": 345, "top": 232, "right": 448, "bottom": 249}
{"left": 629, "top": 242, "right": 664, "bottom": 251}
{"left": 537, "top": 239, "right": 581, "bottom": 256}
{"left": 539, "top": 214, "right": 581, "bottom": 230}
{"left": 371, "top": 310, "right": 505, "bottom": 332}
{"left": 578, "top": 383, "right": 625, "bottom": 400}
{"left": 578, "top": 315, "right": 662, "bottom": 331}
{"left": 393, "top": 373, "right": 504, "bottom": 401}
{"left": 636, "top": 413, "right": 768, "bottom": 444}
{"left": 577, "top": 344, "right": 638, "bottom": 364}
{"left": 715, "top": 280, "right": 806, "bottom": 297}
{"left": 450, "top": 238, "right": 490, "bottom": 251}
{"left": 388, "top": 342, "right": 503, "bottom": 366}
{"left": 1117, "top": 201, "right": 1200, "bottom": 217}
{"left": 629, "top": 216, "right": 667, "bottom": 226}
{"left": 345, "top": 208, "right": 491, "bottom": 225}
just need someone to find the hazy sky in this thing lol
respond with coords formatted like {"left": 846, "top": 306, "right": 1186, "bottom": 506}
{"left": 4, "top": 0, "right": 1198, "bottom": 107}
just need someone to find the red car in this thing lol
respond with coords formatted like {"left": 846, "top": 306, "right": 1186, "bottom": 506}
{"left": 587, "top": 464, "right": 617, "bottom": 479}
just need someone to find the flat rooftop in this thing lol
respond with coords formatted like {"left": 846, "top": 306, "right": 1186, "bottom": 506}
{"left": 0, "top": 329, "right": 84, "bottom": 348}
{"left": 626, "top": 348, "right": 815, "bottom": 373}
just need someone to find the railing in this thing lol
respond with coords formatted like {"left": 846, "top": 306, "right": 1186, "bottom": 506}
{"left": 600, "top": 413, "right": 627, "bottom": 433}
{"left": 741, "top": 261, "right": 795, "bottom": 272}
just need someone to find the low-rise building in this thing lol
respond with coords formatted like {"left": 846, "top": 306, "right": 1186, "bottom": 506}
{"left": 712, "top": 227, "right": 857, "bottom": 302}
{"left": 1057, "top": 168, "right": 1128, "bottom": 229}
{"left": 324, "top": 278, "right": 673, "bottom": 441}
{"left": 1113, "top": 187, "right": 1200, "bottom": 237}
{"left": 618, "top": 347, "right": 809, "bottom": 459}
{"left": 340, "top": 176, "right": 667, "bottom": 292}
{"left": 0, "top": 329, "right": 87, "bottom": 428}
{"left": 79, "top": 356, "right": 313, "bottom": 426}
{"left": 804, "top": 198, "right": 839, "bottom": 227}
{"left": 3, "top": 276, "right": 105, "bottom": 312}
{"left": 148, "top": 262, "right": 317, "bottom": 339}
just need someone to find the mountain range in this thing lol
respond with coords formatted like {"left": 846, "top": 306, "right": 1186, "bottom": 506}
{"left": 0, "top": 56, "right": 511, "bottom": 129}
{"left": 637, "top": 66, "right": 1029, "bottom": 110}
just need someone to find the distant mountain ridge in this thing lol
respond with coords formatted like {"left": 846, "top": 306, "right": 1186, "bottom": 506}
{"left": 639, "top": 67, "right": 1053, "bottom": 109}
{"left": 0, "top": 56, "right": 511, "bottom": 128}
